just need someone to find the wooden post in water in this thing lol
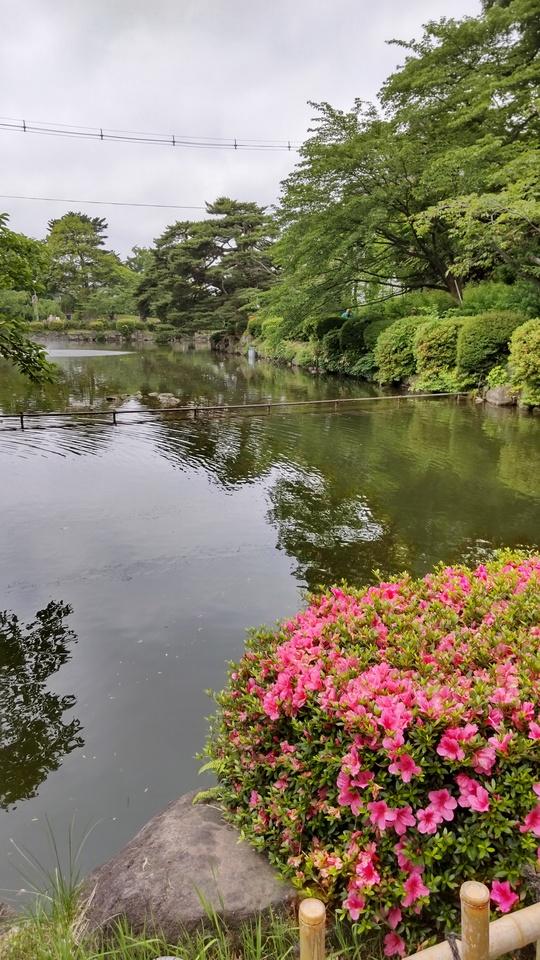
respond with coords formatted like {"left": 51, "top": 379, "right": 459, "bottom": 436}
{"left": 299, "top": 898, "right": 326, "bottom": 960}
{"left": 460, "top": 881, "right": 490, "bottom": 960}
{"left": 19, "top": 413, "right": 24, "bottom": 430}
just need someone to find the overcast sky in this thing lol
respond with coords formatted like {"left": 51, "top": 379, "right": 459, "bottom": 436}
{"left": 1, "top": 0, "right": 480, "bottom": 257}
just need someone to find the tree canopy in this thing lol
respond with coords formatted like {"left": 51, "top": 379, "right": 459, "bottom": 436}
{"left": 137, "top": 198, "right": 276, "bottom": 332}
{"left": 261, "top": 0, "right": 540, "bottom": 327}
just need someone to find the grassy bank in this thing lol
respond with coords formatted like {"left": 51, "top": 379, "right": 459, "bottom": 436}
{"left": 0, "top": 889, "right": 376, "bottom": 960}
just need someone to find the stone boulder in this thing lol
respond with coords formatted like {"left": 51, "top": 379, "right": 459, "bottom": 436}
{"left": 83, "top": 793, "right": 295, "bottom": 939}
{"left": 485, "top": 385, "right": 516, "bottom": 406}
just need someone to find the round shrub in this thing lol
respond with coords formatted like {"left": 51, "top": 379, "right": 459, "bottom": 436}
{"left": 46, "top": 318, "right": 65, "bottom": 331}
{"left": 205, "top": 551, "right": 540, "bottom": 953}
{"left": 373, "top": 315, "right": 425, "bottom": 384}
{"left": 363, "top": 318, "right": 394, "bottom": 352}
{"left": 456, "top": 312, "right": 525, "bottom": 384}
{"left": 339, "top": 318, "right": 365, "bottom": 353}
{"left": 509, "top": 319, "right": 540, "bottom": 406}
{"left": 155, "top": 324, "right": 178, "bottom": 343}
{"left": 413, "top": 318, "right": 463, "bottom": 374}
{"left": 88, "top": 319, "right": 105, "bottom": 331}
{"left": 116, "top": 317, "right": 141, "bottom": 337}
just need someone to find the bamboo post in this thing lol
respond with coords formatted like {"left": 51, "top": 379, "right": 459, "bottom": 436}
{"left": 299, "top": 898, "right": 326, "bottom": 960}
{"left": 460, "top": 881, "right": 490, "bottom": 960}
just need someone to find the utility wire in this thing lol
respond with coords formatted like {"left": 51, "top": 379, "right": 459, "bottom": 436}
{"left": 0, "top": 117, "right": 301, "bottom": 152}
{"left": 0, "top": 193, "right": 209, "bottom": 210}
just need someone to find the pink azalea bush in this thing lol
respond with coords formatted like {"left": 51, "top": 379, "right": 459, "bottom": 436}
{"left": 204, "top": 552, "right": 540, "bottom": 953}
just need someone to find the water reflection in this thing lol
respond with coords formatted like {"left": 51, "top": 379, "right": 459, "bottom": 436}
{"left": 0, "top": 601, "right": 83, "bottom": 809}
{"left": 0, "top": 344, "right": 538, "bottom": 590}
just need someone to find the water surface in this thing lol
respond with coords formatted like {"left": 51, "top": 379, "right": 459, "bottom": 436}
{"left": 0, "top": 341, "right": 538, "bottom": 898}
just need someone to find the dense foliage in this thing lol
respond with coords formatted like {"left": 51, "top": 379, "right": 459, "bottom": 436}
{"left": 205, "top": 552, "right": 540, "bottom": 953}
{"left": 136, "top": 198, "right": 275, "bottom": 333}
{"left": 456, "top": 312, "right": 525, "bottom": 383}
{"left": 509, "top": 319, "right": 540, "bottom": 406}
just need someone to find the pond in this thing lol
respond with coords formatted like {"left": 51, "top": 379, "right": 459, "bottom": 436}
{"left": 0, "top": 340, "right": 538, "bottom": 897}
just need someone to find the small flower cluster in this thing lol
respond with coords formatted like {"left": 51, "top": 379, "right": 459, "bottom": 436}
{"left": 205, "top": 552, "right": 540, "bottom": 953}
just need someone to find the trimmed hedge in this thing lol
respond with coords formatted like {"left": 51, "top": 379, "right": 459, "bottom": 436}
{"left": 373, "top": 315, "right": 425, "bottom": 384}
{"left": 509, "top": 318, "right": 540, "bottom": 406}
{"left": 205, "top": 551, "right": 540, "bottom": 953}
{"left": 456, "top": 312, "right": 525, "bottom": 383}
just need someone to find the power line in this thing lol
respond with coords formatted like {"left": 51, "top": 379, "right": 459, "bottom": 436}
{"left": 0, "top": 193, "right": 209, "bottom": 210}
{"left": 0, "top": 117, "right": 301, "bottom": 152}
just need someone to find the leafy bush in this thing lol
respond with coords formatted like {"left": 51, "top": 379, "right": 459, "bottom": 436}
{"left": 373, "top": 315, "right": 425, "bottom": 384}
{"left": 205, "top": 552, "right": 540, "bottom": 954}
{"left": 88, "top": 320, "right": 105, "bottom": 331}
{"left": 247, "top": 315, "right": 264, "bottom": 339}
{"left": 155, "top": 324, "right": 178, "bottom": 343}
{"left": 379, "top": 290, "right": 454, "bottom": 321}
{"left": 486, "top": 365, "right": 511, "bottom": 389}
{"left": 411, "top": 318, "right": 464, "bottom": 391}
{"left": 414, "top": 319, "right": 463, "bottom": 373}
{"left": 456, "top": 312, "right": 525, "bottom": 384}
{"left": 455, "top": 282, "right": 540, "bottom": 319}
{"left": 46, "top": 318, "right": 65, "bottom": 331}
{"left": 509, "top": 318, "right": 540, "bottom": 406}
{"left": 363, "top": 318, "right": 395, "bottom": 352}
{"left": 321, "top": 329, "right": 343, "bottom": 363}
{"left": 293, "top": 342, "right": 318, "bottom": 368}
{"left": 340, "top": 318, "right": 365, "bottom": 353}
{"left": 116, "top": 317, "right": 141, "bottom": 337}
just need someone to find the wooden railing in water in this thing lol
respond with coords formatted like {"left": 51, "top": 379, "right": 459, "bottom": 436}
{"left": 2, "top": 392, "right": 469, "bottom": 430}
{"left": 298, "top": 883, "right": 540, "bottom": 960}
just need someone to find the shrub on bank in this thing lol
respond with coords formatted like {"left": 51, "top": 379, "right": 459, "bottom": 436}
{"left": 509, "top": 318, "right": 540, "bottom": 406}
{"left": 205, "top": 551, "right": 540, "bottom": 954}
{"left": 412, "top": 318, "right": 464, "bottom": 392}
{"left": 456, "top": 312, "right": 525, "bottom": 384}
{"left": 373, "top": 315, "right": 425, "bottom": 384}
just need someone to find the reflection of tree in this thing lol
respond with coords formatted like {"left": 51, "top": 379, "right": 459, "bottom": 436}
{"left": 0, "top": 601, "right": 83, "bottom": 809}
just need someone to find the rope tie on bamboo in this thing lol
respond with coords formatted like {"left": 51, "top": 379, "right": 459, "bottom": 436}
{"left": 446, "top": 931, "right": 462, "bottom": 960}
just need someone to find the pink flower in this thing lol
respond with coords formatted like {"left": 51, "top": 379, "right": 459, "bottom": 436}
{"left": 344, "top": 890, "right": 366, "bottom": 921}
{"left": 472, "top": 746, "right": 497, "bottom": 775}
{"left": 417, "top": 807, "right": 442, "bottom": 835}
{"left": 356, "top": 859, "right": 381, "bottom": 887}
{"left": 437, "top": 734, "right": 465, "bottom": 762}
{"left": 387, "top": 907, "right": 402, "bottom": 930}
{"left": 529, "top": 722, "right": 540, "bottom": 740}
{"left": 388, "top": 753, "right": 422, "bottom": 782}
{"left": 402, "top": 870, "right": 430, "bottom": 907}
{"left": 428, "top": 789, "right": 457, "bottom": 822}
{"left": 368, "top": 800, "right": 394, "bottom": 830}
{"left": 384, "top": 932, "right": 406, "bottom": 957}
{"left": 490, "top": 880, "right": 519, "bottom": 913}
{"left": 392, "top": 806, "right": 416, "bottom": 836}
{"left": 520, "top": 806, "right": 540, "bottom": 836}
{"left": 456, "top": 774, "right": 490, "bottom": 813}
{"left": 249, "top": 790, "right": 261, "bottom": 807}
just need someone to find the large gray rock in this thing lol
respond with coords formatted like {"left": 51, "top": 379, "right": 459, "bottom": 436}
{"left": 485, "top": 385, "right": 516, "bottom": 406}
{"left": 83, "top": 793, "right": 295, "bottom": 938}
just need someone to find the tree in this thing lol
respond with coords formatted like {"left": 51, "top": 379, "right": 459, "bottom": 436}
{"left": 264, "top": 0, "right": 539, "bottom": 329}
{"left": 0, "top": 212, "right": 49, "bottom": 292}
{"left": 46, "top": 212, "right": 130, "bottom": 318}
{"left": 0, "top": 601, "right": 83, "bottom": 808}
{"left": 137, "top": 198, "right": 276, "bottom": 332}
{"left": 0, "top": 213, "right": 56, "bottom": 381}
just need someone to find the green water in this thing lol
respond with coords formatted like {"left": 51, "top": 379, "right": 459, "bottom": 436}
{"left": 0, "top": 341, "right": 538, "bottom": 897}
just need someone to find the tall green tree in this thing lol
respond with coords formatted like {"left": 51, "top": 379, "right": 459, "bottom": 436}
{"left": 137, "top": 198, "right": 276, "bottom": 332}
{"left": 46, "top": 212, "right": 133, "bottom": 319}
{"left": 264, "top": 0, "right": 540, "bottom": 327}
{"left": 0, "top": 213, "right": 55, "bottom": 381}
